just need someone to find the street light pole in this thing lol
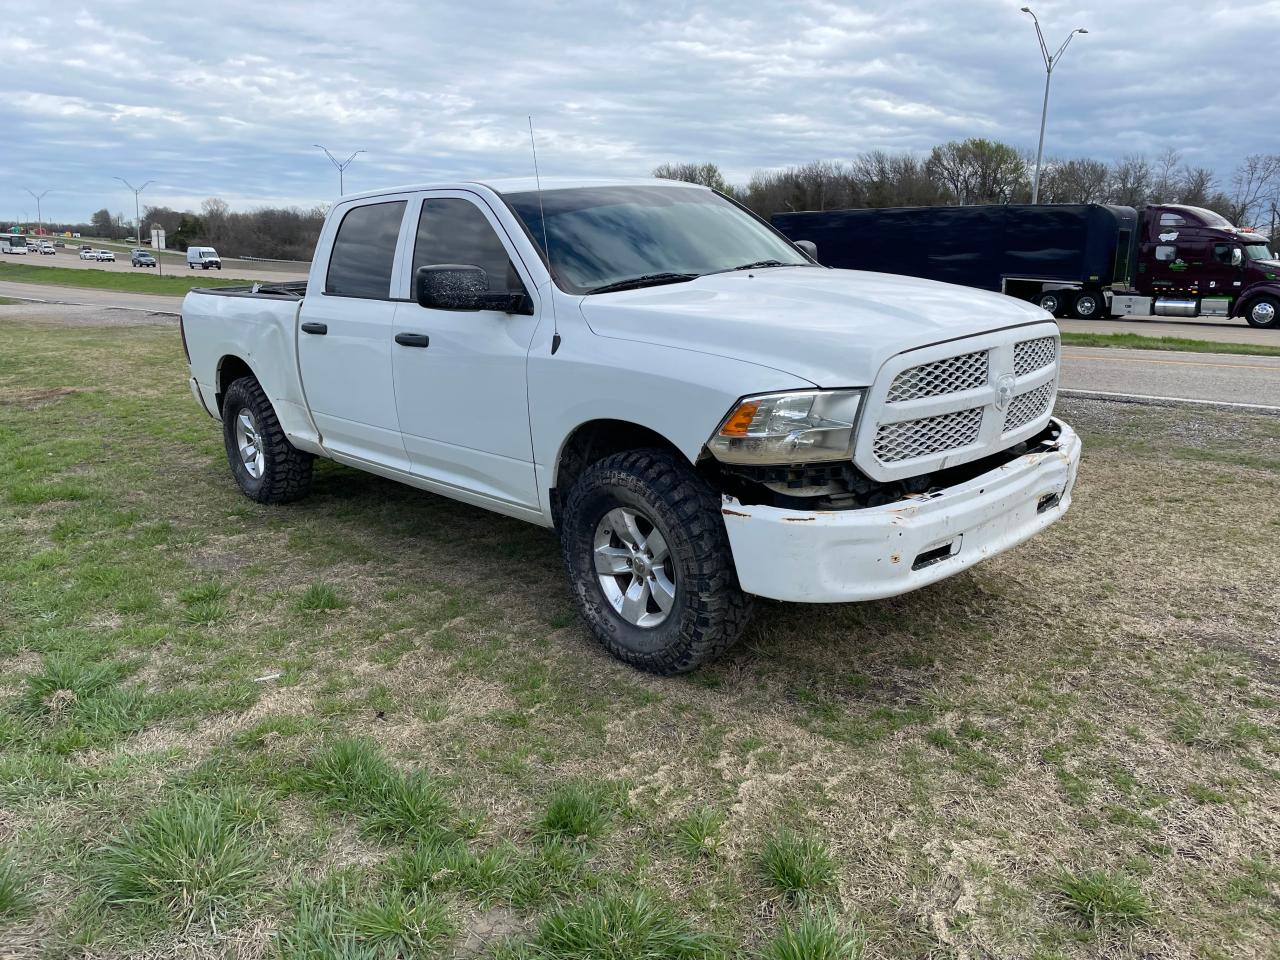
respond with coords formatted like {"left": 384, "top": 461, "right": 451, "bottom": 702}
{"left": 314, "top": 145, "right": 366, "bottom": 196}
{"left": 113, "top": 177, "right": 154, "bottom": 247}
{"left": 1022, "top": 7, "right": 1088, "bottom": 204}
{"left": 24, "top": 189, "right": 48, "bottom": 237}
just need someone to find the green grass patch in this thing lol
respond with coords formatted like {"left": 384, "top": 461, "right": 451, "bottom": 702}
{"left": 0, "top": 854, "right": 35, "bottom": 921}
{"left": 672, "top": 806, "right": 725, "bottom": 860}
{"left": 531, "top": 890, "right": 720, "bottom": 959}
{"left": 276, "top": 882, "right": 455, "bottom": 959}
{"left": 297, "top": 583, "right": 346, "bottom": 612}
{"left": 538, "top": 782, "right": 615, "bottom": 844}
{"left": 760, "top": 829, "right": 835, "bottom": 901}
{"left": 291, "top": 738, "right": 458, "bottom": 842}
{"left": 758, "top": 909, "right": 864, "bottom": 960}
{"left": 1051, "top": 869, "right": 1154, "bottom": 927}
{"left": 94, "top": 788, "right": 268, "bottom": 929}
{"left": 0, "top": 260, "right": 250, "bottom": 296}
{"left": 1060, "top": 331, "right": 1280, "bottom": 358}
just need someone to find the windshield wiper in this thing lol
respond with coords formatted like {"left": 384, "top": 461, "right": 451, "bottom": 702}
{"left": 584, "top": 272, "right": 699, "bottom": 295}
{"left": 729, "top": 259, "right": 801, "bottom": 271}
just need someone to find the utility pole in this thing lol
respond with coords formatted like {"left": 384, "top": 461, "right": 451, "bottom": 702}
{"left": 114, "top": 176, "right": 154, "bottom": 248}
{"left": 314, "top": 145, "right": 366, "bottom": 196}
{"left": 24, "top": 189, "right": 48, "bottom": 237}
{"left": 1022, "top": 7, "right": 1088, "bottom": 204}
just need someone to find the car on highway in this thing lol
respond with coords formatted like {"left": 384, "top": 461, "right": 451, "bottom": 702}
{"left": 79, "top": 247, "right": 97, "bottom": 260}
{"left": 38, "top": 242, "right": 55, "bottom": 255}
{"left": 131, "top": 249, "right": 157, "bottom": 267}
{"left": 95, "top": 249, "right": 116, "bottom": 262}
{"left": 181, "top": 177, "right": 1080, "bottom": 674}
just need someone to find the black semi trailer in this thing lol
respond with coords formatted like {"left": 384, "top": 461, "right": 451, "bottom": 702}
{"left": 773, "top": 204, "right": 1139, "bottom": 319}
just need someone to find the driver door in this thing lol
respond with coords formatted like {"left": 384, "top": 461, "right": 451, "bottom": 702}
{"left": 390, "top": 192, "right": 541, "bottom": 511}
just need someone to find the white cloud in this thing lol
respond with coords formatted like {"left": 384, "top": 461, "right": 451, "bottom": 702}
{"left": 2, "top": 0, "right": 1276, "bottom": 223}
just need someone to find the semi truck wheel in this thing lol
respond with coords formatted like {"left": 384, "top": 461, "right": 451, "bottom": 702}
{"left": 560, "top": 448, "right": 752, "bottom": 674}
{"left": 1037, "top": 292, "right": 1064, "bottom": 316}
{"left": 221, "top": 376, "right": 314, "bottom": 504}
{"left": 1245, "top": 296, "right": 1279, "bottom": 329}
{"left": 1071, "top": 291, "right": 1104, "bottom": 319}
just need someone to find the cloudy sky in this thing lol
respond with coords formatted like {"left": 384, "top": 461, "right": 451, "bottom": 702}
{"left": 3, "top": 0, "right": 1277, "bottom": 224}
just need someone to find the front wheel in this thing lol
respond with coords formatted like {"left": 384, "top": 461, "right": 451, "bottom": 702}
{"left": 560, "top": 449, "right": 752, "bottom": 674}
{"left": 1245, "top": 296, "right": 1280, "bottom": 329}
{"left": 221, "top": 376, "right": 314, "bottom": 504}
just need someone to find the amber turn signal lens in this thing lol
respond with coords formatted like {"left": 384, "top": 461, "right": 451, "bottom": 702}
{"left": 719, "top": 401, "right": 760, "bottom": 437}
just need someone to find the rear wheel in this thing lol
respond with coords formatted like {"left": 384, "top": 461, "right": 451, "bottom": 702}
{"left": 560, "top": 449, "right": 751, "bottom": 674}
{"left": 1245, "top": 296, "right": 1279, "bottom": 329}
{"left": 1071, "top": 290, "right": 1105, "bottom": 319}
{"left": 221, "top": 376, "right": 314, "bottom": 504}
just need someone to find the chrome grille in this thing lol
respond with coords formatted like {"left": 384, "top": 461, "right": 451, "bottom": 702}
{"left": 1004, "top": 380, "right": 1055, "bottom": 433}
{"left": 873, "top": 407, "right": 984, "bottom": 463}
{"left": 886, "top": 350, "right": 989, "bottom": 402}
{"left": 1014, "top": 337, "right": 1056, "bottom": 377}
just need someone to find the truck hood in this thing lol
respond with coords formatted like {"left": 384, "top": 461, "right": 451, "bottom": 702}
{"left": 576, "top": 267, "right": 1052, "bottom": 387}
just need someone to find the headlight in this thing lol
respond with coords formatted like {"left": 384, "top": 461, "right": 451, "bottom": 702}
{"left": 707, "top": 389, "right": 863, "bottom": 465}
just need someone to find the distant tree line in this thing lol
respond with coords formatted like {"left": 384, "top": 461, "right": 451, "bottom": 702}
{"left": 138, "top": 199, "right": 327, "bottom": 260}
{"left": 656, "top": 140, "right": 1280, "bottom": 234}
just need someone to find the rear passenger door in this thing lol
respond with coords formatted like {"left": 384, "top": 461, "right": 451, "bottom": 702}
{"left": 298, "top": 197, "right": 413, "bottom": 470}
{"left": 390, "top": 192, "right": 541, "bottom": 511}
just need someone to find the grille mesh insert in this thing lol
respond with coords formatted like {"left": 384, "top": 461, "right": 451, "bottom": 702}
{"left": 1014, "top": 337, "right": 1056, "bottom": 377}
{"left": 1004, "top": 380, "right": 1055, "bottom": 433}
{"left": 873, "top": 407, "right": 984, "bottom": 463}
{"left": 887, "top": 350, "right": 989, "bottom": 402}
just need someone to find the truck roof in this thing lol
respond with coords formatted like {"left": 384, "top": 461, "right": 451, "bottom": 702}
{"left": 335, "top": 176, "right": 708, "bottom": 203}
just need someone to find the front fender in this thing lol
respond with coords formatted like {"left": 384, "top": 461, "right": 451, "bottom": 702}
{"left": 1231, "top": 280, "right": 1280, "bottom": 318}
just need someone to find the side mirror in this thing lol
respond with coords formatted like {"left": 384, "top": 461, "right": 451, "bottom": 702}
{"left": 794, "top": 239, "right": 818, "bottom": 261}
{"left": 416, "top": 264, "right": 488, "bottom": 311}
{"left": 1231, "top": 247, "right": 1243, "bottom": 267}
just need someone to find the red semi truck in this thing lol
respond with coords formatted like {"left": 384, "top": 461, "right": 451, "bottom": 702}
{"left": 773, "top": 203, "right": 1280, "bottom": 328}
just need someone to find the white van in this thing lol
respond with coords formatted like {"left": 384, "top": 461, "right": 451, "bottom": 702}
{"left": 187, "top": 246, "right": 222, "bottom": 270}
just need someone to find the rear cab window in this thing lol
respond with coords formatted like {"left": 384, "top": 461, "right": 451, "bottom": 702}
{"left": 326, "top": 200, "right": 408, "bottom": 298}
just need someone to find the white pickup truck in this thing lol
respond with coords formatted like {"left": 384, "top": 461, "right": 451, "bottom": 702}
{"left": 181, "top": 177, "right": 1080, "bottom": 673}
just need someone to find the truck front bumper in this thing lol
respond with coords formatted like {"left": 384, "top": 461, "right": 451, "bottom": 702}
{"left": 721, "top": 419, "right": 1081, "bottom": 603}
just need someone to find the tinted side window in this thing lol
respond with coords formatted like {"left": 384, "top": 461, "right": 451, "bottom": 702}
{"left": 325, "top": 200, "right": 406, "bottom": 298}
{"left": 1212, "top": 243, "right": 1232, "bottom": 265}
{"left": 413, "top": 198, "right": 520, "bottom": 294}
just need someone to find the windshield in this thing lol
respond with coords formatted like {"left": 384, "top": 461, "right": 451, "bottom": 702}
{"left": 1244, "top": 242, "right": 1276, "bottom": 261}
{"left": 503, "top": 185, "right": 811, "bottom": 294}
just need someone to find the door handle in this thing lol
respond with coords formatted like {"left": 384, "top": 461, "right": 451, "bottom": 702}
{"left": 395, "top": 333, "right": 430, "bottom": 348}
{"left": 301, "top": 322, "right": 327, "bottom": 335}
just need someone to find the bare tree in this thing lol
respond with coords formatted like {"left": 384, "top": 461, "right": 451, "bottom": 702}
{"left": 1149, "top": 147, "right": 1182, "bottom": 203}
{"left": 652, "top": 162, "right": 733, "bottom": 194}
{"left": 1040, "top": 158, "right": 1110, "bottom": 203}
{"left": 1228, "top": 154, "right": 1280, "bottom": 227}
{"left": 1108, "top": 155, "right": 1152, "bottom": 207}
{"left": 926, "top": 139, "right": 1028, "bottom": 205}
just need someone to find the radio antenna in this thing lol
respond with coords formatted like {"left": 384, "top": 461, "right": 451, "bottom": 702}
{"left": 528, "top": 116, "right": 560, "bottom": 355}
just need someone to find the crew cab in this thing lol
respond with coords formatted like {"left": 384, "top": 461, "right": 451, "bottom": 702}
{"left": 181, "top": 178, "right": 1080, "bottom": 673}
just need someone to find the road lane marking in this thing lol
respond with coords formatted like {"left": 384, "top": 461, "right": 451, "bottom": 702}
{"left": 1059, "top": 389, "right": 1280, "bottom": 413}
{"left": 1062, "top": 352, "right": 1279, "bottom": 371}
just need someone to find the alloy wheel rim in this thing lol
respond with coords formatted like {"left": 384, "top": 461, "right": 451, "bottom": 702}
{"left": 593, "top": 506, "right": 677, "bottom": 628}
{"left": 235, "top": 409, "right": 265, "bottom": 479}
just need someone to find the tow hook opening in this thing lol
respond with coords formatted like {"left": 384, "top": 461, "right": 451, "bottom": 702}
{"left": 1037, "top": 492, "right": 1061, "bottom": 514}
{"left": 912, "top": 540, "right": 957, "bottom": 571}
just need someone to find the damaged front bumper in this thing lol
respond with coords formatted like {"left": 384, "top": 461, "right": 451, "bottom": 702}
{"left": 721, "top": 418, "right": 1081, "bottom": 603}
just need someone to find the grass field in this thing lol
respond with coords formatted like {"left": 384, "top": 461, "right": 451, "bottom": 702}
{"left": 0, "top": 306, "right": 1277, "bottom": 958}
{"left": 1060, "top": 332, "right": 1280, "bottom": 358}
{"left": 0, "top": 261, "right": 250, "bottom": 296}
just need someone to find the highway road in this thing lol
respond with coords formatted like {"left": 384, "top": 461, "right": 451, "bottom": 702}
{"left": 1, "top": 282, "right": 1276, "bottom": 410}
{"left": 1058, "top": 346, "right": 1279, "bottom": 409}
{"left": 1058, "top": 315, "right": 1277, "bottom": 345}
{"left": 2, "top": 248, "right": 307, "bottom": 282}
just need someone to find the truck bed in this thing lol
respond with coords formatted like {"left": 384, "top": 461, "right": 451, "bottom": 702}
{"left": 190, "top": 280, "right": 308, "bottom": 300}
